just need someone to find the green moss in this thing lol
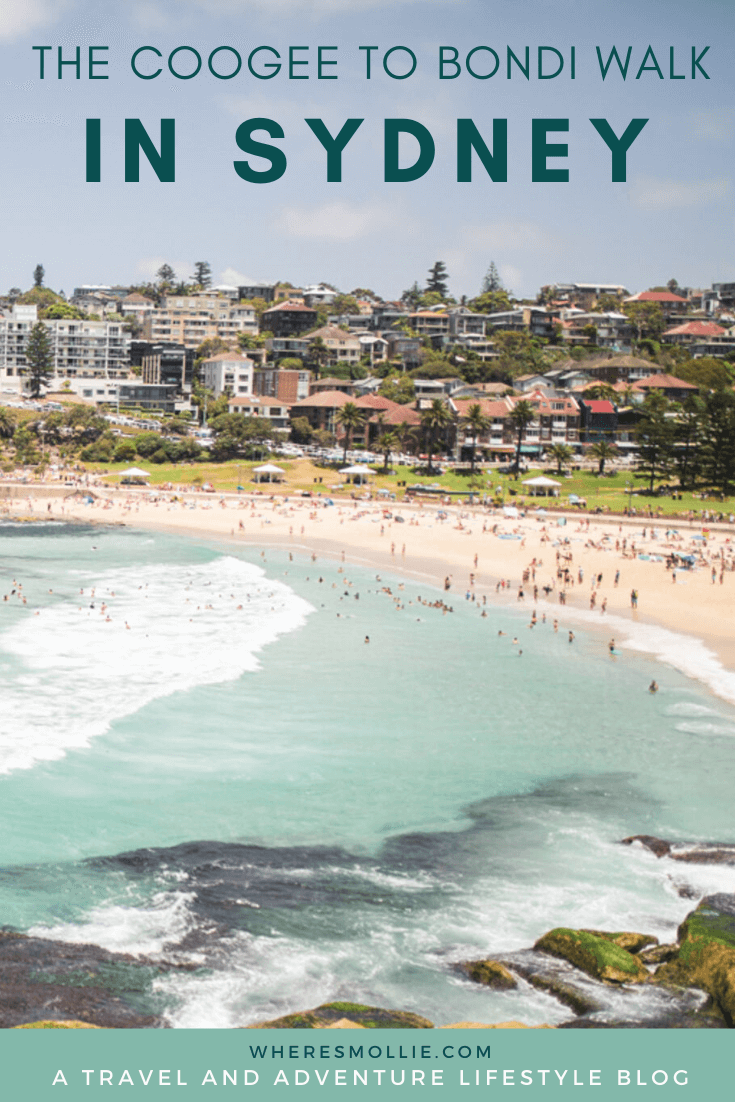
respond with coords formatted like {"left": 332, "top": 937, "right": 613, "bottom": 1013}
{"left": 461, "top": 960, "right": 517, "bottom": 990}
{"left": 322, "top": 1002, "right": 373, "bottom": 1014}
{"left": 534, "top": 928, "right": 649, "bottom": 984}
{"left": 584, "top": 930, "right": 658, "bottom": 954}
{"left": 14, "top": 1020, "right": 102, "bottom": 1029}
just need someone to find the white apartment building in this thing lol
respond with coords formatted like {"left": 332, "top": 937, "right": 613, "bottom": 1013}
{"left": 0, "top": 305, "right": 131, "bottom": 390}
{"left": 200, "top": 352, "right": 254, "bottom": 397}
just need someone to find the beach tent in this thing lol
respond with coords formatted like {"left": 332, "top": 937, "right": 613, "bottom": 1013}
{"left": 521, "top": 475, "right": 561, "bottom": 497}
{"left": 118, "top": 467, "right": 150, "bottom": 484}
{"left": 252, "top": 463, "right": 285, "bottom": 484}
{"left": 339, "top": 464, "right": 374, "bottom": 485}
{"left": 502, "top": 505, "right": 519, "bottom": 518}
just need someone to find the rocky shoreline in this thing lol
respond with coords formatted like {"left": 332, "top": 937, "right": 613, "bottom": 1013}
{"left": 3, "top": 836, "right": 735, "bottom": 1030}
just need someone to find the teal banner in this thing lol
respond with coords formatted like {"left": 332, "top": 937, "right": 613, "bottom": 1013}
{"left": 1, "top": 1029, "right": 729, "bottom": 1100}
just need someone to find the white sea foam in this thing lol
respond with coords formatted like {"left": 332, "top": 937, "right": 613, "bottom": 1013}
{"left": 0, "top": 556, "right": 312, "bottom": 774}
{"left": 28, "top": 889, "right": 198, "bottom": 958}
{"left": 533, "top": 600, "right": 735, "bottom": 708}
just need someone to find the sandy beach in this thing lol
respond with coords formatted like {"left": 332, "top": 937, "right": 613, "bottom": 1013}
{"left": 4, "top": 483, "right": 735, "bottom": 698}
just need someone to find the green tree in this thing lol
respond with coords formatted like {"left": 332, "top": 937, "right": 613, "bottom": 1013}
{"left": 335, "top": 401, "right": 366, "bottom": 463}
{"left": 634, "top": 391, "right": 676, "bottom": 492}
{"left": 672, "top": 356, "right": 733, "bottom": 391}
{"left": 290, "top": 416, "right": 315, "bottom": 445}
{"left": 378, "top": 375, "right": 415, "bottom": 404}
{"left": 42, "top": 302, "right": 84, "bottom": 320}
{"left": 547, "top": 442, "right": 573, "bottom": 474}
{"left": 400, "top": 282, "right": 424, "bottom": 310}
{"left": 193, "top": 261, "right": 212, "bottom": 288}
{"left": 156, "top": 263, "right": 176, "bottom": 286}
{"left": 113, "top": 439, "right": 137, "bottom": 463}
{"left": 0, "top": 406, "right": 16, "bottom": 439}
{"left": 585, "top": 383, "right": 618, "bottom": 402}
{"left": 426, "top": 261, "right": 449, "bottom": 298}
{"left": 420, "top": 398, "right": 453, "bottom": 472}
{"left": 331, "top": 293, "right": 360, "bottom": 315}
{"left": 33, "top": 264, "right": 45, "bottom": 288}
{"left": 24, "top": 321, "right": 54, "bottom": 398}
{"left": 675, "top": 394, "right": 706, "bottom": 490}
{"left": 589, "top": 439, "right": 618, "bottom": 475}
{"left": 306, "top": 336, "right": 330, "bottom": 380}
{"left": 377, "top": 429, "right": 400, "bottom": 472}
{"left": 623, "top": 301, "right": 666, "bottom": 342}
{"left": 133, "top": 431, "right": 165, "bottom": 457}
{"left": 481, "top": 262, "right": 503, "bottom": 294}
{"left": 462, "top": 403, "right": 491, "bottom": 473}
{"left": 700, "top": 390, "right": 735, "bottom": 495}
{"left": 507, "top": 399, "right": 536, "bottom": 472}
{"left": 469, "top": 289, "right": 513, "bottom": 314}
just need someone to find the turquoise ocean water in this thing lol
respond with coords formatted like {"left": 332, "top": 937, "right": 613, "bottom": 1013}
{"left": 1, "top": 521, "right": 735, "bottom": 1027}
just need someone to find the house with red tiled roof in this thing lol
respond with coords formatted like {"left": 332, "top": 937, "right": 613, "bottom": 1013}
{"left": 290, "top": 389, "right": 352, "bottom": 433}
{"left": 625, "top": 290, "right": 688, "bottom": 311}
{"left": 632, "top": 374, "right": 699, "bottom": 399}
{"left": 661, "top": 319, "right": 735, "bottom": 358}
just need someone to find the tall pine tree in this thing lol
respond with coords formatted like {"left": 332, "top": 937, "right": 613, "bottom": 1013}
{"left": 25, "top": 322, "right": 54, "bottom": 398}
{"left": 425, "top": 261, "right": 449, "bottom": 298}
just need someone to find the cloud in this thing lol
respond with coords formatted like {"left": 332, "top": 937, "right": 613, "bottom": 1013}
{"left": 218, "top": 267, "right": 259, "bottom": 286}
{"left": 0, "top": 0, "right": 69, "bottom": 40}
{"left": 273, "top": 198, "right": 412, "bottom": 242}
{"left": 629, "top": 176, "right": 731, "bottom": 211}
{"left": 691, "top": 109, "right": 734, "bottom": 144}
{"left": 458, "top": 221, "right": 555, "bottom": 253}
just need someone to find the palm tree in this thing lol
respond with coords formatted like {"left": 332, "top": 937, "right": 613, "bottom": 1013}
{"left": 585, "top": 383, "right": 617, "bottom": 403}
{"left": 335, "top": 401, "right": 365, "bottom": 463}
{"left": 420, "top": 398, "right": 453, "bottom": 473}
{"left": 0, "top": 407, "right": 15, "bottom": 440}
{"left": 589, "top": 439, "right": 618, "bottom": 475}
{"left": 377, "top": 429, "right": 400, "bottom": 472}
{"left": 462, "top": 403, "right": 491, "bottom": 473}
{"left": 507, "top": 399, "right": 536, "bottom": 473}
{"left": 547, "top": 442, "right": 573, "bottom": 475}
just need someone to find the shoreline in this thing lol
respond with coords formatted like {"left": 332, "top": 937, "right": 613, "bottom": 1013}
{"left": 5, "top": 486, "right": 735, "bottom": 706}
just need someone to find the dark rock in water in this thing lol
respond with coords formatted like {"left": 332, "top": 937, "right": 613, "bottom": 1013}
{"left": 620, "top": 835, "right": 671, "bottom": 857}
{"left": 582, "top": 930, "right": 658, "bottom": 955}
{"left": 0, "top": 928, "right": 189, "bottom": 1028}
{"left": 460, "top": 960, "right": 517, "bottom": 989}
{"left": 525, "top": 973, "right": 604, "bottom": 1016}
{"left": 653, "top": 894, "right": 735, "bottom": 1026}
{"left": 620, "top": 836, "right": 735, "bottom": 866}
{"left": 639, "top": 943, "right": 678, "bottom": 965}
{"left": 534, "top": 928, "right": 649, "bottom": 984}
{"left": 247, "top": 1003, "right": 434, "bottom": 1029}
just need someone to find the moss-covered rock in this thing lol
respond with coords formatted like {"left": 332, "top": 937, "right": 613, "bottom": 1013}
{"left": 583, "top": 930, "right": 658, "bottom": 954}
{"left": 534, "top": 928, "right": 649, "bottom": 984}
{"left": 460, "top": 960, "right": 517, "bottom": 989}
{"left": 525, "top": 973, "right": 604, "bottom": 1015}
{"left": 653, "top": 895, "right": 735, "bottom": 1026}
{"left": 639, "top": 944, "right": 678, "bottom": 966}
{"left": 247, "top": 1003, "right": 434, "bottom": 1029}
{"left": 13, "top": 1020, "right": 102, "bottom": 1029}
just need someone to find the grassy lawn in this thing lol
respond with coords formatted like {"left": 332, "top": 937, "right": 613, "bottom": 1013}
{"left": 79, "top": 457, "right": 735, "bottom": 517}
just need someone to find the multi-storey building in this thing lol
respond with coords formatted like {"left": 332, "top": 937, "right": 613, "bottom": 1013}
{"left": 0, "top": 305, "right": 130, "bottom": 389}
{"left": 142, "top": 295, "right": 257, "bottom": 349}
{"left": 200, "top": 352, "right": 254, "bottom": 398}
